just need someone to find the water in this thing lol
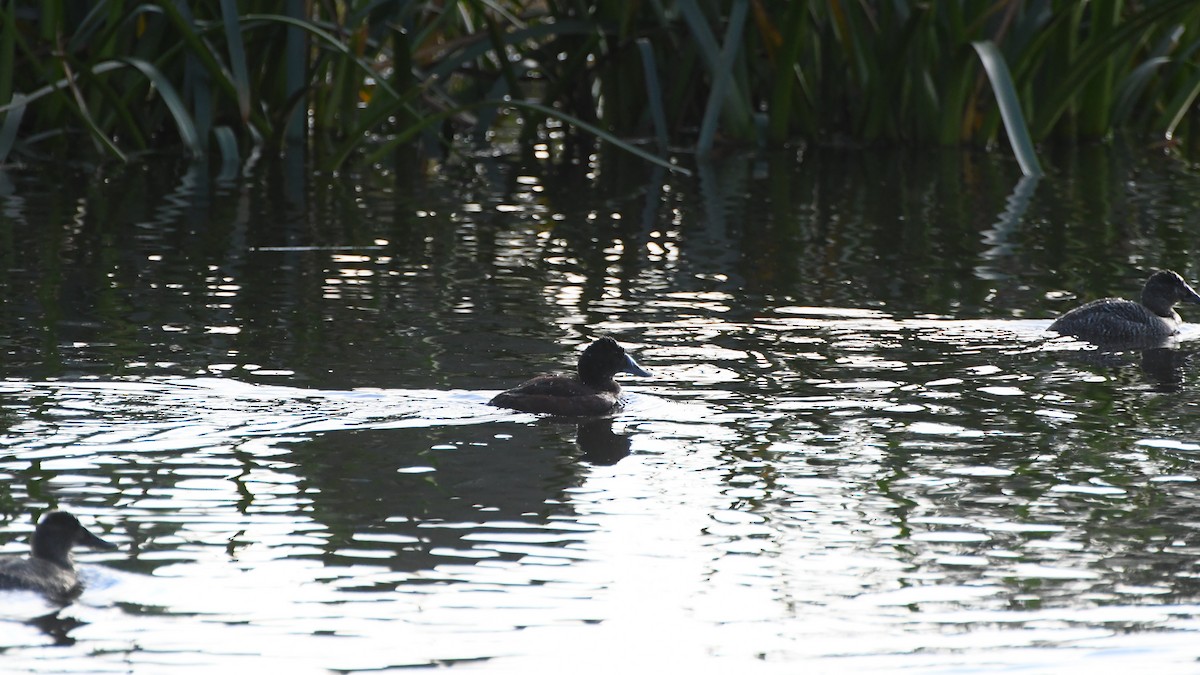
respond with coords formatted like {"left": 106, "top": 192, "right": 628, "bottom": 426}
{"left": 3, "top": 144, "right": 1200, "bottom": 672}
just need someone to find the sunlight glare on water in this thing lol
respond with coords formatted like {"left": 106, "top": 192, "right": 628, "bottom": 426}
{"left": 4, "top": 147, "right": 1200, "bottom": 672}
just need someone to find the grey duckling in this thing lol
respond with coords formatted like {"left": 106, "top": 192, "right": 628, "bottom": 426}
{"left": 1050, "top": 270, "right": 1200, "bottom": 345}
{"left": 0, "top": 511, "right": 117, "bottom": 599}
{"left": 489, "top": 337, "right": 650, "bottom": 416}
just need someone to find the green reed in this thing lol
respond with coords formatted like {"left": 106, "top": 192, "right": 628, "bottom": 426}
{"left": 2, "top": 1, "right": 1200, "bottom": 171}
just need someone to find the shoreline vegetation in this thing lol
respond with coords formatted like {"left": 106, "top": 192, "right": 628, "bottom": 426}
{"left": 2, "top": 1, "right": 1200, "bottom": 173}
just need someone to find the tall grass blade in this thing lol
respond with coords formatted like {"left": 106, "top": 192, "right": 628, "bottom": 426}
{"left": 1031, "top": 0, "right": 1198, "bottom": 139}
{"left": 1162, "top": 66, "right": 1200, "bottom": 141}
{"left": 66, "top": 1, "right": 123, "bottom": 55}
{"left": 1112, "top": 57, "right": 1171, "bottom": 125}
{"left": 220, "top": 0, "right": 251, "bottom": 123}
{"left": 158, "top": 1, "right": 240, "bottom": 123}
{"left": 1115, "top": 24, "right": 1187, "bottom": 127}
{"left": 680, "top": 0, "right": 752, "bottom": 143}
{"left": 636, "top": 38, "right": 669, "bottom": 153}
{"left": 241, "top": 14, "right": 399, "bottom": 100}
{"left": 83, "top": 69, "right": 149, "bottom": 151}
{"left": 117, "top": 57, "right": 203, "bottom": 157}
{"left": 0, "top": 0, "right": 15, "bottom": 111}
{"left": 284, "top": 0, "right": 305, "bottom": 145}
{"left": 57, "top": 57, "right": 128, "bottom": 161}
{"left": 0, "top": 93, "right": 25, "bottom": 163}
{"left": 1077, "top": 0, "right": 1123, "bottom": 137}
{"left": 678, "top": 2, "right": 723, "bottom": 72}
{"left": 186, "top": 52, "right": 213, "bottom": 156}
{"left": 767, "top": 2, "right": 808, "bottom": 143}
{"left": 697, "top": 0, "right": 749, "bottom": 157}
{"left": 972, "top": 40, "right": 1043, "bottom": 178}
{"left": 214, "top": 125, "right": 240, "bottom": 180}
{"left": 0, "top": 61, "right": 120, "bottom": 114}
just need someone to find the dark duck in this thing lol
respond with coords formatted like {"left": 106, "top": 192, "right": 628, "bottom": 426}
{"left": 1049, "top": 270, "right": 1200, "bottom": 345}
{"left": 490, "top": 337, "right": 650, "bottom": 416}
{"left": 0, "top": 511, "right": 117, "bottom": 599}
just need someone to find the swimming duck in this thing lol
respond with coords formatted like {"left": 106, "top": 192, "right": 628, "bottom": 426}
{"left": 489, "top": 337, "right": 650, "bottom": 416}
{"left": 1049, "top": 269, "right": 1200, "bottom": 345}
{"left": 0, "top": 511, "right": 117, "bottom": 599}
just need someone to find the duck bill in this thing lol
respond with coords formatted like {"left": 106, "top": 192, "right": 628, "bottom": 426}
{"left": 622, "top": 354, "right": 651, "bottom": 377}
{"left": 1184, "top": 281, "right": 1200, "bottom": 305}
{"left": 78, "top": 526, "right": 118, "bottom": 551}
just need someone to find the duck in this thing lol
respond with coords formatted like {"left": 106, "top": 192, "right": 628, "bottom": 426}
{"left": 0, "top": 511, "right": 117, "bottom": 599}
{"left": 1049, "top": 269, "right": 1200, "bottom": 345}
{"left": 489, "top": 337, "right": 650, "bottom": 416}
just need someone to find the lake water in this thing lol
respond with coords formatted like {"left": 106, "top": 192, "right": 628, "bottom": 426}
{"left": 3, "top": 143, "right": 1200, "bottom": 673}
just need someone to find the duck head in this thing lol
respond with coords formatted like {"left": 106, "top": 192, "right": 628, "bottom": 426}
{"left": 577, "top": 337, "right": 650, "bottom": 387}
{"left": 32, "top": 511, "right": 117, "bottom": 569}
{"left": 1142, "top": 270, "right": 1200, "bottom": 317}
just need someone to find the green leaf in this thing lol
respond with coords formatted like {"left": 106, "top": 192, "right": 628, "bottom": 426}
{"left": 1112, "top": 56, "right": 1172, "bottom": 126}
{"left": 214, "top": 125, "right": 240, "bottom": 181}
{"left": 0, "top": 93, "right": 26, "bottom": 163}
{"left": 116, "top": 57, "right": 203, "bottom": 157}
{"left": 636, "top": 38, "right": 668, "bottom": 153}
{"left": 972, "top": 40, "right": 1043, "bottom": 178}
{"left": 1160, "top": 63, "right": 1200, "bottom": 141}
{"left": 697, "top": 0, "right": 750, "bottom": 157}
{"left": 220, "top": 0, "right": 252, "bottom": 123}
{"left": 1032, "top": 0, "right": 1200, "bottom": 139}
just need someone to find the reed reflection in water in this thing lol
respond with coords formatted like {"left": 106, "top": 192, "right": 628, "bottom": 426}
{"left": 1, "top": 146, "right": 1200, "bottom": 672}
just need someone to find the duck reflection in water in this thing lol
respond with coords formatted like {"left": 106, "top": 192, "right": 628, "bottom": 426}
{"left": 1141, "top": 347, "right": 1191, "bottom": 391}
{"left": 1064, "top": 345, "right": 1193, "bottom": 390}
{"left": 490, "top": 337, "right": 650, "bottom": 416}
{"left": 1049, "top": 270, "right": 1200, "bottom": 346}
{"left": 0, "top": 511, "right": 117, "bottom": 601}
{"left": 575, "top": 419, "right": 632, "bottom": 465}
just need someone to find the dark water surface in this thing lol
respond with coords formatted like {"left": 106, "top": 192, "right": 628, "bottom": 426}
{"left": 3, "top": 145, "right": 1200, "bottom": 672}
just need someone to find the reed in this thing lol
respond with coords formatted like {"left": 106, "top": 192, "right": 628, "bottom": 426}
{"left": 2, "top": 1, "right": 1199, "bottom": 170}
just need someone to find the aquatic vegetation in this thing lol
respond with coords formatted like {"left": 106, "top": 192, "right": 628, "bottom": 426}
{"left": 2, "top": 1, "right": 1200, "bottom": 169}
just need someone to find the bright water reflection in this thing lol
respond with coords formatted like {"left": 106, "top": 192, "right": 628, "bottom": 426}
{"left": 3, "top": 147, "right": 1200, "bottom": 672}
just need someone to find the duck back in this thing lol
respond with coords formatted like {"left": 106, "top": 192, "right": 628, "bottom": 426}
{"left": 489, "top": 375, "right": 621, "bottom": 416}
{"left": 1049, "top": 298, "right": 1178, "bottom": 343}
{"left": 0, "top": 557, "right": 80, "bottom": 598}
